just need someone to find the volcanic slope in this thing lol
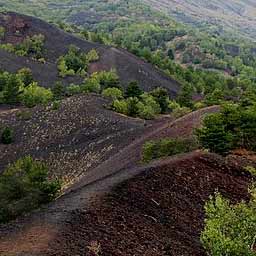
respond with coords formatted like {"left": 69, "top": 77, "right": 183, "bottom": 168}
{"left": 0, "top": 105, "right": 242, "bottom": 256}
{"left": 0, "top": 12, "right": 180, "bottom": 95}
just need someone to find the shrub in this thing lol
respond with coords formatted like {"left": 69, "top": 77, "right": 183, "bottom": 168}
{"left": 197, "top": 103, "right": 256, "bottom": 155}
{"left": 52, "top": 81, "right": 65, "bottom": 99}
{"left": 150, "top": 87, "right": 170, "bottom": 113}
{"left": 172, "top": 106, "right": 192, "bottom": 118}
{"left": 196, "top": 113, "right": 234, "bottom": 155}
{"left": 0, "top": 26, "right": 5, "bottom": 38}
{"left": 95, "top": 70, "right": 120, "bottom": 89}
{"left": 17, "top": 68, "right": 33, "bottom": 87}
{"left": 126, "top": 81, "right": 143, "bottom": 98}
{"left": 102, "top": 87, "right": 123, "bottom": 100}
{"left": 57, "top": 45, "right": 99, "bottom": 78}
{"left": 201, "top": 187, "right": 256, "bottom": 256}
{"left": 0, "top": 156, "right": 61, "bottom": 223}
{"left": 86, "top": 49, "right": 100, "bottom": 62}
{"left": 142, "top": 138, "right": 197, "bottom": 162}
{"left": 1, "top": 127, "right": 14, "bottom": 144}
{"left": 20, "top": 82, "right": 53, "bottom": 107}
{"left": 137, "top": 93, "right": 161, "bottom": 119}
{"left": 82, "top": 77, "right": 101, "bottom": 93}
{"left": 3, "top": 74, "right": 22, "bottom": 104}
{"left": 126, "top": 97, "right": 140, "bottom": 117}
{"left": 66, "top": 84, "right": 82, "bottom": 96}
{"left": 112, "top": 99, "right": 128, "bottom": 115}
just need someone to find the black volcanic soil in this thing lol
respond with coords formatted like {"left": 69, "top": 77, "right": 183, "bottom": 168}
{"left": 0, "top": 12, "right": 180, "bottom": 95}
{"left": 0, "top": 94, "right": 148, "bottom": 188}
{"left": 45, "top": 153, "right": 251, "bottom": 256}
{"left": 0, "top": 104, "right": 238, "bottom": 256}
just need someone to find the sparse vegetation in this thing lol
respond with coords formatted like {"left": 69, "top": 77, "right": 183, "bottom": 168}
{"left": 0, "top": 34, "right": 45, "bottom": 60}
{"left": 142, "top": 138, "right": 198, "bottom": 162}
{"left": 0, "top": 156, "right": 61, "bottom": 223}
{"left": 58, "top": 45, "right": 99, "bottom": 77}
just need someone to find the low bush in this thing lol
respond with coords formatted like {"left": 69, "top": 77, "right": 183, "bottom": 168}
{"left": 1, "top": 127, "right": 14, "bottom": 144}
{"left": 102, "top": 87, "right": 123, "bottom": 100}
{"left": 142, "top": 138, "right": 197, "bottom": 162}
{"left": 20, "top": 82, "right": 53, "bottom": 107}
{"left": 66, "top": 84, "right": 82, "bottom": 96}
{"left": 0, "top": 156, "right": 61, "bottom": 223}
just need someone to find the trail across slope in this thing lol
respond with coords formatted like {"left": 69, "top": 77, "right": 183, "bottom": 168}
{"left": 0, "top": 106, "right": 219, "bottom": 255}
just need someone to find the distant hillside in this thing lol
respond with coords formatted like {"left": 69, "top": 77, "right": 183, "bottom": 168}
{"left": 143, "top": 0, "right": 256, "bottom": 40}
{"left": 0, "top": 12, "right": 180, "bottom": 95}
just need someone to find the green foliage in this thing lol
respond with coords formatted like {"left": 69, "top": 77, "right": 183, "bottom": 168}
{"left": 1, "top": 127, "right": 14, "bottom": 144}
{"left": 245, "top": 166, "right": 256, "bottom": 177}
{"left": 52, "top": 81, "right": 65, "bottom": 99}
{"left": 51, "top": 100, "right": 61, "bottom": 110}
{"left": 95, "top": 70, "right": 120, "bottom": 89}
{"left": 196, "top": 113, "right": 234, "bottom": 155}
{"left": 201, "top": 188, "right": 256, "bottom": 256}
{"left": 0, "top": 26, "right": 5, "bottom": 38}
{"left": 112, "top": 99, "right": 128, "bottom": 115}
{"left": 0, "top": 156, "right": 61, "bottom": 223}
{"left": 126, "top": 81, "right": 143, "bottom": 98}
{"left": 142, "top": 138, "right": 197, "bottom": 162}
{"left": 2, "top": 74, "right": 22, "bottom": 104}
{"left": 82, "top": 77, "right": 101, "bottom": 93}
{"left": 197, "top": 103, "right": 256, "bottom": 155}
{"left": 57, "top": 45, "right": 99, "bottom": 77}
{"left": 150, "top": 87, "right": 170, "bottom": 113}
{"left": 86, "top": 49, "right": 100, "bottom": 62}
{"left": 0, "top": 34, "right": 45, "bottom": 59}
{"left": 16, "top": 110, "right": 32, "bottom": 121}
{"left": 102, "top": 87, "right": 123, "bottom": 100}
{"left": 20, "top": 82, "right": 53, "bottom": 107}
{"left": 137, "top": 93, "right": 161, "bottom": 119}
{"left": 66, "top": 84, "right": 82, "bottom": 96}
{"left": 17, "top": 68, "right": 33, "bottom": 87}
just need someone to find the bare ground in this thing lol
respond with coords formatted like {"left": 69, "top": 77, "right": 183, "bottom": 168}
{"left": 0, "top": 105, "right": 229, "bottom": 256}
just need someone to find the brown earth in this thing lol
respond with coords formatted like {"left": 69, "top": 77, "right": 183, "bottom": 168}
{"left": 0, "top": 104, "right": 240, "bottom": 256}
{"left": 0, "top": 12, "right": 180, "bottom": 95}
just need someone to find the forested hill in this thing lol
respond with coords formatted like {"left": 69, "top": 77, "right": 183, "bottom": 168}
{"left": 143, "top": 0, "right": 256, "bottom": 40}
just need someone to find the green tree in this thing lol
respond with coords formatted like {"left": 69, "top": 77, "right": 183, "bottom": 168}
{"left": 196, "top": 113, "right": 234, "bottom": 155}
{"left": 201, "top": 187, "right": 256, "bottom": 256}
{"left": 126, "top": 81, "right": 143, "bottom": 98}
{"left": 0, "top": 156, "right": 61, "bottom": 223}
{"left": 17, "top": 68, "right": 33, "bottom": 87}
{"left": 1, "top": 127, "right": 14, "bottom": 144}
{"left": 3, "top": 75, "right": 21, "bottom": 104}
{"left": 150, "top": 87, "right": 169, "bottom": 113}
{"left": 52, "top": 81, "right": 65, "bottom": 99}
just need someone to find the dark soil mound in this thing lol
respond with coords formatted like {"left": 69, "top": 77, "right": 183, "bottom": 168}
{"left": 44, "top": 152, "right": 251, "bottom": 256}
{"left": 0, "top": 12, "right": 180, "bottom": 95}
{"left": 0, "top": 94, "right": 147, "bottom": 187}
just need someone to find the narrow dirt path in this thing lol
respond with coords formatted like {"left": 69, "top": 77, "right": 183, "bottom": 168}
{"left": 0, "top": 106, "right": 219, "bottom": 255}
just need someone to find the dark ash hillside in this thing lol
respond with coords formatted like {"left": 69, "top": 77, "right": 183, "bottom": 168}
{"left": 0, "top": 12, "right": 180, "bottom": 95}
